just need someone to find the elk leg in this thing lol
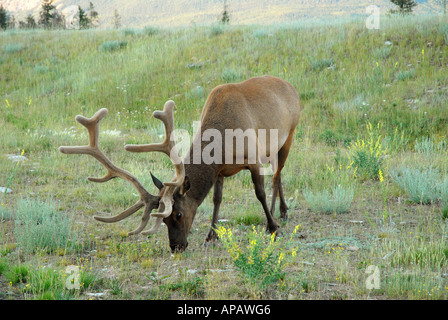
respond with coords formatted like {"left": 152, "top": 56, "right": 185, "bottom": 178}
{"left": 270, "top": 130, "right": 294, "bottom": 220}
{"left": 206, "top": 175, "right": 224, "bottom": 242}
{"left": 278, "top": 175, "right": 289, "bottom": 219}
{"left": 270, "top": 173, "right": 289, "bottom": 220}
{"left": 250, "top": 165, "right": 279, "bottom": 234}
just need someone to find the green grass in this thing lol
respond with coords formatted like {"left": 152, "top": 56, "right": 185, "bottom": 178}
{"left": 303, "top": 185, "right": 354, "bottom": 214}
{"left": 391, "top": 167, "right": 448, "bottom": 204}
{"left": 100, "top": 40, "right": 128, "bottom": 52}
{"left": 1, "top": 14, "right": 448, "bottom": 300}
{"left": 13, "top": 197, "right": 81, "bottom": 254}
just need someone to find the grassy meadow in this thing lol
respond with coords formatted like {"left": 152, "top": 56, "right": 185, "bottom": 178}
{"left": 1, "top": 15, "right": 448, "bottom": 300}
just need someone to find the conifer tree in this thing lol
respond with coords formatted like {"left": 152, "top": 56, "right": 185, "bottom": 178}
{"left": 78, "top": 5, "right": 90, "bottom": 29}
{"left": 389, "top": 0, "right": 418, "bottom": 15}
{"left": 221, "top": 0, "right": 230, "bottom": 25}
{"left": 0, "top": 5, "right": 9, "bottom": 30}
{"left": 39, "top": 0, "right": 56, "bottom": 29}
{"left": 25, "top": 14, "right": 37, "bottom": 29}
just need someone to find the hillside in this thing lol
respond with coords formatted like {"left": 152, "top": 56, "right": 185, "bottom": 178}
{"left": 1, "top": 0, "right": 445, "bottom": 28}
{"left": 1, "top": 15, "right": 448, "bottom": 300}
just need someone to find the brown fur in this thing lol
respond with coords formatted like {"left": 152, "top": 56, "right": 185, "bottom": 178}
{"left": 160, "top": 76, "right": 301, "bottom": 252}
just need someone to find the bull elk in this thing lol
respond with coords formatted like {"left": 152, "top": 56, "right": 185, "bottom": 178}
{"left": 59, "top": 75, "right": 301, "bottom": 252}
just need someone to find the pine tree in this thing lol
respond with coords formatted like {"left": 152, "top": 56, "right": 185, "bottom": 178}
{"left": 221, "top": 0, "right": 230, "bottom": 25}
{"left": 0, "top": 4, "right": 9, "bottom": 30}
{"left": 78, "top": 5, "right": 90, "bottom": 29}
{"left": 39, "top": 0, "right": 56, "bottom": 29}
{"left": 389, "top": 0, "right": 417, "bottom": 15}
{"left": 25, "top": 14, "right": 37, "bottom": 29}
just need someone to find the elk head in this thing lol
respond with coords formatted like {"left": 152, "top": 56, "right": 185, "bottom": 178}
{"left": 124, "top": 100, "right": 192, "bottom": 252}
{"left": 59, "top": 100, "right": 187, "bottom": 250}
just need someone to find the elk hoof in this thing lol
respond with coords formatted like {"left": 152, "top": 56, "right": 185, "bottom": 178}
{"left": 205, "top": 229, "right": 218, "bottom": 243}
{"left": 280, "top": 210, "right": 288, "bottom": 221}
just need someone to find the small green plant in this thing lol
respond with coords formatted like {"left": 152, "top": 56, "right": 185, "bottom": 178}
{"left": 2, "top": 149, "right": 26, "bottom": 199}
{"left": 100, "top": 40, "right": 127, "bottom": 52}
{"left": 395, "top": 68, "right": 415, "bottom": 81}
{"left": 160, "top": 276, "right": 206, "bottom": 298}
{"left": 231, "top": 211, "right": 263, "bottom": 226}
{"left": 215, "top": 225, "right": 300, "bottom": 288}
{"left": 5, "top": 264, "right": 30, "bottom": 284}
{"left": 144, "top": 26, "right": 159, "bottom": 36}
{"left": 347, "top": 122, "right": 387, "bottom": 181}
{"left": 441, "top": 206, "right": 448, "bottom": 220}
{"left": 210, "top": 24, "right": 224, "bottom": 36}
{"left": 414, "top": 136, "right": 447, "bottom": 154}
{"left": 221, "top": 68, "right": 242, "bottom": 83}
{"left": 369, "top": 62, "right": 384, "bottom": 90}
{"left": 373, "top": 46, "right": 393, "bottom": 59}
{"left": 13, "top": 197, "right": 80, "bottom": 253}
{"left": 0, "top": 258, "right": 8, "bottom": 275}
{"left": 391, "top": 167, "right": 448, "bottom": 204}
{"left": 309, "top": 57, "right": 334, "bottom": 71}
{"left": 303, "top": 185, "right": 354, "bottom": 214}
{"left": 4, "top": 43, "right": 24, "bottom": 54}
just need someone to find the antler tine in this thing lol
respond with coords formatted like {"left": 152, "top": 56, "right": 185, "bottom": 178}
{"left": 59, "top": 108, "right": 160, "bottom": 236}
{"left": 125, "top": 100, "right": 185, "bottom": 220}
{"left": 125, "top": 100, "right": 185, "bottom": 187}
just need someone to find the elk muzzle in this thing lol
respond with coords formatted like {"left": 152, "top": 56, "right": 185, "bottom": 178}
{"left": 170, "top": 241, "right": 189, "bottom": 253}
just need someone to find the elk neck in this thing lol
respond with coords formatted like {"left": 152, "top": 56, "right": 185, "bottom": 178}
{"left": 182, "top": 148, "right": 221, "bottom": 207}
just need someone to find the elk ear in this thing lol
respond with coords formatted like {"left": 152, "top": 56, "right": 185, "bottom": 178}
{"left": 179, "top": 176, "right": 191, "bottom": 196}
{"left": 151, "top": 172, "right": 164, "bottom": 190}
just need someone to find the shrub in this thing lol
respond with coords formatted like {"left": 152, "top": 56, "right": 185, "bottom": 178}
{"left": 221, "top": 68, "right": 242, "bottom": 83}
{"left": 4, "top": 264, "right": 30, "bottom": 284}
{"left": 0, "top": 258, "right": 8, "bottom": 275}
{"left": 159, "top": 276, "right": 205, "bottom": 298}
{"left": 414, "top": 136, "right": 447, "bottom": 155}
{"left": 309, "top": 57, "right": 334, "bottom": 71}
{"left": 4, "top": 43, "right": 24, "bottom": 54}
{"left": 215, "top": 225, "right": 300, "bottom": 288}
{"left": 144, "top": 26, "right": 159, "bottom": 36}
{"left": 13, "top": 197, "right": 80, "bottom": 254}
{"left": 347, "top": 122, "right": 387, "bottom": 180}
{"left": 391, "top": 167, "right": 448, "bottom": 204}
{"left": 373, "top": 46, "right": 393, "bottom": 59}
{"left": 303, "top": 185, "right": 354, "bottom": 214}
{"left": 100, "top": 40, "right": 127, "bottom": 52}
{"left": 395, "top": 68, "right": 415, "bottom": 81}
{"left": 122, "top": 27, "right": 158, "bottom": 37}
{"left": 210, "top": 24, "right": 224, "bottom": 36}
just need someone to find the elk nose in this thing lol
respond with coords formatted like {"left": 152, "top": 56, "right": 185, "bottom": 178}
{"left": 170, "top": 241, "right": 188, "bottom": 253}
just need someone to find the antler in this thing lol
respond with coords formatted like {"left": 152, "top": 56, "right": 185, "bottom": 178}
{"left": 58, "top": 108, "right": 162, "bottom": 236}
{"left": 125, "top": 100, "right": 185, "bottom": 227}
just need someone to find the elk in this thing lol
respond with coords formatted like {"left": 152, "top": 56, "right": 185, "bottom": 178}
{"left": 59, "top": 75, "right": 300, "bottom": 252}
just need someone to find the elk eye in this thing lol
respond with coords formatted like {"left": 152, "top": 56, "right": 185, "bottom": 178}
{"left": 176, "top": 212, "right": 182, "bottom": 219}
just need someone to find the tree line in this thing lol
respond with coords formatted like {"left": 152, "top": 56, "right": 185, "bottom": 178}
{"left": 0, "top": 0, "right": 103, "bottom": 31}
{"left": 2, "top": 0, "right": 444, "bottom": 32}
{"left": 388, "top": 0, "right": 446, "bottom": 16}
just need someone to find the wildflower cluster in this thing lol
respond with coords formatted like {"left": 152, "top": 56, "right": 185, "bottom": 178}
{"left": 347, "top": 122, "right": 387, "bottom": 180}
{"left": 216, "top": 225, "right": 301, "bottom": 288}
